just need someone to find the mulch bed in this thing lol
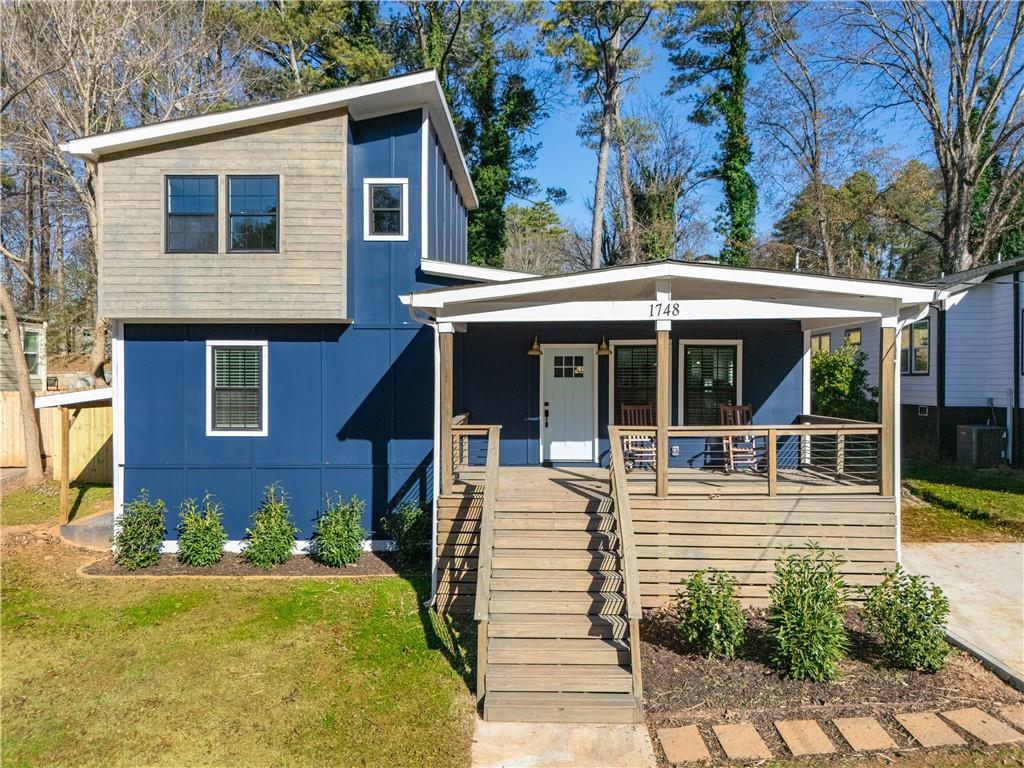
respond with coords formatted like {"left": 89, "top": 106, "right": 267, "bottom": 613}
{"left": 642, "top": 607, "right": 1024, "bottom": 764}
{"left": 82, "top": 551, "right": 400, "bottom": 578}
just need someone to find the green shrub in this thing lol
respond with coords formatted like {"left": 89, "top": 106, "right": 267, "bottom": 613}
{"left": 311, "top": 494, "right": 365, "bottom": 567}
{"left": 862, "top": 565, "right": 950, "bottom": 672}
{"left": 676, "top": 569, "right": 746, "bottom": 657}
{"left": 768, "top": 546, "right": 849, "bottom": 681}
{"left": 176, "top": 495, "right": 227, "bottom": 567}
{"left": 381, "top": 501, "right": 430, "bottom": 567}
{"left": 241, "top": 484, "right": 298, "bottom": 569}
{"left": 811, "top": 342, "right": 878, "bottom": 421}
{"left": 114, "top": 490, "right": 166, "bottom": 570}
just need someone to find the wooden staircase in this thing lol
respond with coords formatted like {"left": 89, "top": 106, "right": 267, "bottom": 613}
{"left": 468, "top": 457, "right": 643, "bottom": 724}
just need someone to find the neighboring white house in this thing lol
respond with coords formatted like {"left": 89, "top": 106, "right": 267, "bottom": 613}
{"left": 1, "top": 315, "right": 47, "bottom": 393}
{"left": 826, "top": 257, "right": 1023, "bottom": 465}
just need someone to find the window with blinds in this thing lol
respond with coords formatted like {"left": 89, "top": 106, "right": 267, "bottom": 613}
{"left": 614, "top": 345, "right": 657, "bottom": 422}
{"left": 210, "top": 346, "right": 264, "bottom": 432}
{"left": 683, "top": 345, "right": 737, "bottom": 425}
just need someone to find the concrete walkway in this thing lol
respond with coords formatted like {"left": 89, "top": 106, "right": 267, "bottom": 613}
{"left": 903, "top": 542, "right": 1024, "bottom": 687}
{"left": 471, "top": 720, "right": 656, "bottom": 768}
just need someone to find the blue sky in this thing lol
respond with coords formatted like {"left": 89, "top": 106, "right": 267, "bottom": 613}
{"left": 526, "top": 32, "right": 933, "bottom": 255}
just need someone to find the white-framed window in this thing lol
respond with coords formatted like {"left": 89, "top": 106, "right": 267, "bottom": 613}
{"left": 363, "top": 177, "right": 409, "bottom": 241}
{"left": 22, "top": 330, "right": 40, "bottom": 375}
{"left": 205, "top": 340, "right": 268, "bottom": 437}
{"left": 678, "top": 340, "right": 743, "bottom": 426}
{"left": 844, "top": 327, "right": 862, "bottom": 349}
{"left": 901, "top": 319, "right": 929, "bottom": 375}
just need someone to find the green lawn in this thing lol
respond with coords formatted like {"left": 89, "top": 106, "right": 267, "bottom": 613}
{"left": 1, "top": 540, "right": 476, "bottom": 767}
{"left": 903, "top": 462, "right": 1024, "bottom": 542}
{"left": 1, "top": 482, "right": 113, "bottom": 525}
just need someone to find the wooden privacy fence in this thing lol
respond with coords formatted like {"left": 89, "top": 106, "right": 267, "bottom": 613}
{"left": 0, "top": 391, "right": 113, "bottom": 483}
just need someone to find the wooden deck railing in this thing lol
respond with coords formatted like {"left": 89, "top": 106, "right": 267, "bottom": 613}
{"left": 467, "top": 425, "right": 500, "bottom": 705}
{"left": 611, "top": 416, "right": 885, "bottom": 496}
{"left": 607, "top": 428, "right": 645, "bottom": 707}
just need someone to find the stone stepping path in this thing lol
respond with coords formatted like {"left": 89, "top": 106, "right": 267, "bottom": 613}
{"left": 656, "top": 706, "right": 1023, "bottom": 764}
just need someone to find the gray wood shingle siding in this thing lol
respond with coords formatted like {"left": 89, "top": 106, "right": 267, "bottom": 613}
{"left": 98, "top": 110, "right": 348, "bottom": 320}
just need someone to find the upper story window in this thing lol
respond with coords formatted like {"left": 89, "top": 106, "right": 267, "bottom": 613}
{"left": 166, "top": 176, "right": 217, "bottom": 253}
{"left": 364, "top": 178, "right": 408, "bottom": 241}
{"left": 844, "top": 328, "right": 862, "bottom": 349}
{"left": 901, "top": 319, "right": 930, "bottom": 375}
{"left": 810, "top": 333, "right": 831, "bottom": 354}
{"left": 228, "top": 176, "right": 279, "bottom": 252}
{"left": 206, "top": 341, "right": 268, "bottom": 437}
{"left": 22, "top": 330, "right": 39, "bottom": 375}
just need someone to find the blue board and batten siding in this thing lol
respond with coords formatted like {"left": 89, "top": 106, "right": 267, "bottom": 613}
{"left": 456, "top": 321, "right": 804, "bottom": 466}
{"left": 123, "top": 110, "right": 456, "bottom": 541}
{"left": 426, "top": 121, "right": 468, "bottom": 264}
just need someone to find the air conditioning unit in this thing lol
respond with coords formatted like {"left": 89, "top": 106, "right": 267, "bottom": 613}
{"left": 956, "top": 425, "right": 1006, "bottom": 467}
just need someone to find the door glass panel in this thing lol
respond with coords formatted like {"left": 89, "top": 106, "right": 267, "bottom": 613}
{"left": 684, "top": 345, "right": 737, "bottom": 425}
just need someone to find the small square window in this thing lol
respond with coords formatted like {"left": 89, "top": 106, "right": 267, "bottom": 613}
{"left": 810, "top": 333, "right": 831, "bottom": 354}
{"left": 228, "top": 176, "right": 278, "bottom": 252}
{"left": 364, "top": 179, "right": 408, "bottom": 240}
{"left": 844, "top": 328, "right": 862, "bottom": 349}
{"left": 166, "top": 175, "right": 217, "bottom": 253}
{"left": 208, "top": 343, "right": 267, "bottom": 435}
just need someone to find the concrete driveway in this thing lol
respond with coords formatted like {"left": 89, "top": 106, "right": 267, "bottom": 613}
{"left": 903, "top": 542, "right": 1024, "bottom": 688}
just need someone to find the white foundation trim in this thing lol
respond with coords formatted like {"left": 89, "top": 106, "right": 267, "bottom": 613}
{"left": 158, "top": 539, "right": 395, "bottom": 555}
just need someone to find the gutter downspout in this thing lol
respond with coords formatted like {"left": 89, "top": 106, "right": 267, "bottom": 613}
{"left": 1014, "top": 271, "right": 1021, "bottom": 467}
{"left": 936, "top": 304, "right": 947, "bottom": 462}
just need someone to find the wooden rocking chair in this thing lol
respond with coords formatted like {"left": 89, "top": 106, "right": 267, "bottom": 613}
{"left": 619, "top": 404, "right": 656, "bottom": 472}
{"left": 718, "top": 404, "right": 761, "bottom": 472}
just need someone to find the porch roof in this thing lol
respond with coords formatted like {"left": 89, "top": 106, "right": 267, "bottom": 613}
{"left": 402, "top": 260, "right": 941, "bottom": 326}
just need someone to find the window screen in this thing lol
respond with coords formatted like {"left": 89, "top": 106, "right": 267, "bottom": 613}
{"left": 22, "top": 330, "right": 39, "bottom": 375}
{"left": 211, "top": 346, "right": 263, "bottom": 431}
{"left": 369, "top": 184, "right": 403, "bottom": 235}
{"left": 614, "top": 345, "right": 656, "bottom": 422}
{"left": 228, "top": 176, "right": 278, "bottom": 251}
{"left": 684, "top": 345, "right": 737, "bottom": 426}
{"left": 166, "top": 176, "right": 217, "bottom": 253}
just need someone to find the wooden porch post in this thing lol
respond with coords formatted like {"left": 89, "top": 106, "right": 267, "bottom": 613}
{"left": 439, "top": 328, "right": 454, "bottom": 496}
{"left": 879, "top": 325, "right": 896, "bottom": 497}
{"left": 59, "top": 406, "right": 70, "bottom": 523}
{"left": 656, "top": 329, "right": 670, "bottom": 498}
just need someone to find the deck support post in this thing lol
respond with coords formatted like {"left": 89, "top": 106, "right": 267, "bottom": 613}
{"left": 656, "top": 329, "right": 670, "bottom": 498}
{"left": 59, "top": 406, "right": 71, "bottom": 523}
{"left": 879, "top": 324, "right": 896, "bottom": 497}
{"left": 766, "top": 428, "right": 778, "bottom": 496}
{"left": 439, "top": 329, "right": 454, "bottom": 495}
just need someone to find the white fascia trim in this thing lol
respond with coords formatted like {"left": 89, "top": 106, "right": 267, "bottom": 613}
{"left": 421, "top": 107, "right": 429, "bottom": 260}
{"left": 418, "top": 259, "right": 534, "bottom": 283}
{"left": 34, "top": 386, "right": 113, "bottom": 409}
{"left": 158, "top": 539, "right": 395, "bottom": 555}
{"left": 364, "top": 178, "right": 409, "bottom": 242}
{"left": 407, "top": 262, "right": 939, "bottom": 309}
{"left": 205, "top": 340, "right": 269, "bottom": 438}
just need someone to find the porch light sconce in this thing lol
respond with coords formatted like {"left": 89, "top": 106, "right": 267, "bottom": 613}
{"left": 597, "top": 337, "right": 611, "bottom": 356}
{"left": 527, "top": 336, "right": 542, "bottom": 356}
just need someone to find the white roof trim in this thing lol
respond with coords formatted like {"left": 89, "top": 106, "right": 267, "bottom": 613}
{"left": 60, "top": 70, "right": 478, "bottom": 209}
{"left": 406, "top": 261, "right": 939, "bottom": 309}
{"left": 34, "top": 387, "right": 112, "bottom": 409}
{"left": 417, "top": 259, "right": 534, "bottom": 284}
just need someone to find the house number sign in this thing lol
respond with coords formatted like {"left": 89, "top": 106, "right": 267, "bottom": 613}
{"left": 648, "top": 301, "right": 682, "bottom": 318}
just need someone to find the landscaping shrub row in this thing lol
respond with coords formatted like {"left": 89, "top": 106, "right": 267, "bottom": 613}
{"left": 113, "top": 484, "right": 428, "bottom": 571}
{"left": 676, "top": 546, "right": 951, "bottom": 681}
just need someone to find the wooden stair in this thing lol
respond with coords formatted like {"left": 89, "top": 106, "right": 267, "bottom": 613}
{"left": 479, "top": 494, "right": 643, "bottom": 724}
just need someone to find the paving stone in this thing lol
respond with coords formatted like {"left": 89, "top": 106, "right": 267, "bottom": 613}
{"left": 833, "top": 717, "right": 898, "bottom": 751}
{"left": 712, "top": 723, "right": 773, "bottom": 761}
{"left": 943, "top": 707, "right": 1024, "bottom": 745}
{"left": 1000, "top": 705, "right": 1024, "bottom": 731}
{"left": 895, "top": 712, "right": 966, "bottom": 747}
{"left": 657, "top": 726, "right": 710, "bottom": 764}
{"left": 774, "top": 719, "right": 836, "bottom": 757}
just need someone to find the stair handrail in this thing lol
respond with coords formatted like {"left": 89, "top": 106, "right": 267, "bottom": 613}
{"left": 473, "top": 424, "right": 500, "bottom": 704}
{"left": 607, "top": 426, "right": 644, "bottom": 707}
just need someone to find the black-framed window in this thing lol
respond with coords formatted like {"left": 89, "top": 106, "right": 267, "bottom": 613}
{"left": 369, "top": 183, "right": 403, "bottom": 236}
{"left": 684, "top": 345, "right": 738, "bottom": 426}
{"left": 810, "top": 333, "right": 831, "bottom": 354}
{"left": 613, "top": 345, "right": 657, "bottom": 423}
{"left": 901, "top": 319, "right": 930, "bottom": 375}
{"left": 22, "top": 330, "right": 39, "bottom": 375}
{"left": 228, "top": 176, "right": 279, "bottom": 252}
{"left": 210, "top": 346, "right": 264, "bottom": 432}
{"left": 166, "top": 175, "right": 217, "bottom": 253}
{"left": 844, "top": 328, "right": 862, "bottom": 349}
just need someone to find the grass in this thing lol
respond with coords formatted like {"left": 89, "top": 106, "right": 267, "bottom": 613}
{"left": 1, "top": 538, "right": 475, "bottom": 767}
{"left": 0, "top": 481, "right": 113, "bottom": 525}
{"left": 902, "top": 462, "right": 1024, "bottom": 542}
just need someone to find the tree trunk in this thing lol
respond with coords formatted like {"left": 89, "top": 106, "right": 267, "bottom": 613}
{"left": 0, "top": 279, "right": 45, "bottom": 484}
{"left": 591, "top": 108, "right": 612, "bottom": 270}
{"left": 613, "top": 92, "right": 638, "bottom": 264}
{"left": 949, "top": 181, "right": 974, "bottom": 272}
{"left": 811, "top": 179, "right": 836, "bottom": 275}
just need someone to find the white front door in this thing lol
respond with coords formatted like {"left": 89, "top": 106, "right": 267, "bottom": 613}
{"left": 542, "top": 347, "right": 596, "bottom": 462}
